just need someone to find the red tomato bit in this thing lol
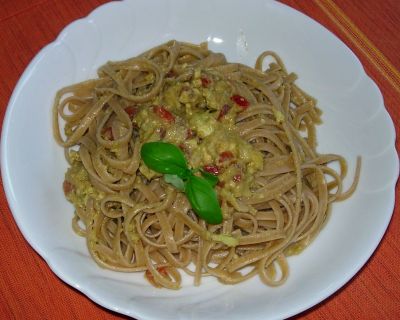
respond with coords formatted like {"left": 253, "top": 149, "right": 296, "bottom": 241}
{"left": 186, "top": 128, "right": 195, "bottom": 139}
{"left": 178, "top": 143, "right": 186, "bottom": 152}
{"left": 217, "top": 104, "right": 231, "bottom": 121}
{"left": 217, "top": 181, "right": 225, "bottom": 188}
{"left": 145, "top": 269, "right": 153, "bottom": 280}
{"left": 63, "top": 180, "right": 74, "bottom": 195}
{"left": 219, "top": 151, "right": 234, "bottom": 162}
{"left": 125, "top": 106, "right": 138, "bottom": 119}
{"left": 102, "top": 127, "right": 114, "bottom": 140}
{"left": 157, "top": 267, "right": 169, "bottom": 276}
{"left": 144, "top": 271, "right": 156, "bottom": 287}
{"left": 233, "top": 174, "right": 242, "bottom": 182}
{"left": 203, "top": 165, "right": 220, "bottom": 176}
{"left": 201, "top": 77, "right": 211, "bottom": 87}
{"left": 153, "top": 106, "right": 175, "bottom": 123}
{"left": 166, "top": 70, "right": 176, "bottom": 78}
{"left": 231, "top": 94, "right": 250, "bottom": 109}
{"left": 144, "top": 267, "right": 169, "bottom": 287}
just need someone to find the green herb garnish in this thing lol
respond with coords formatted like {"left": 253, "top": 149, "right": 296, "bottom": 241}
{"left": 185, "top": 175, "right": 222, "bottom": 224}
{"left": 164, "top": 173, "right": 185, "bottom": 191}
{"left": 199, "top": 169, "right": 219, "bottom": 187}
{"left": 140, "top": 142, "right": 189, "bottom": 177}
{"left": 140, "top": 141, "right": 223, "bottom": 224}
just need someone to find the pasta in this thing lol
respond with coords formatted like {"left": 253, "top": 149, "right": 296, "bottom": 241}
{"left": 53, "top": 40, "right": 360, "bottom": 289}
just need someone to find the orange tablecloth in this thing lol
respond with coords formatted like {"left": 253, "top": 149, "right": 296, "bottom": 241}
{"left": 0, "top": 0, "right": 399, "bottom": 319}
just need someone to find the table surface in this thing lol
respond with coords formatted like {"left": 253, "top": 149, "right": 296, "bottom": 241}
{"left": 0, "top": 0, "right": 399, "bottom": 319}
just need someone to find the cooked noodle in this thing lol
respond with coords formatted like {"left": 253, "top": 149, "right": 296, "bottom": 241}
{"left": 53, "top": 40, "right": 360, "bottom": 289}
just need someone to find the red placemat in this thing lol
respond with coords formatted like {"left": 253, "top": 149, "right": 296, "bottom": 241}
{"left": 0, "top": 0, "right": 399, "bottom": 319}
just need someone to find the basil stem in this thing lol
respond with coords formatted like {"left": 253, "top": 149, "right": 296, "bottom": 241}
{"left": 185, "top": 175, "right": 222, "bottom": 224}
{"left": 164, "top": 174, "right": 185, "bottom": 191}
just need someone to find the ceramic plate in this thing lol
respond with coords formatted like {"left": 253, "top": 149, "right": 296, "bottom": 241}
{"left": 1, "top": 0, "right": 398, "bottom": 319}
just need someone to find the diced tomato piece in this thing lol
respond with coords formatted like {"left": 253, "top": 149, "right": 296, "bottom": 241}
{"left": 186, "top": 128, "right": 195, "bottom": 139}
{"left": 201, "top": 77, "right": 211, "bottom": 87}
{"left": 144, "top": 267, "right": 169, "bottom": 287}
{"left": 63, "top": 180, "right": 74, "bottom": 195}
{"left": 217, "top": 181, "right": 225, "bottom": 188}
{"left": 153, "top": 106, "right": 175, "bottom": 123}
{"left": 144, "top": 269, "right": 158, "bottom": 287}
{"left": 231, "top": 94, "right": 250, "bottom": 109}
{"left": 219, "top": 151, "right": 234, "bottom": 162}
{"left": 178, "top": 143, "right": 186, "bottom": 152}
{"left": 145, "top": 269, "right": 153, "bottom": 280}
{"left": 217, "top": 104, "right": 231, "bottom": 121}
{"left": 166, "top": 70, "right": 176, "bottom": 78}
{"left": 157, "top": 267, "right": 168, "bottom": 276}
{"left": 203, "top": 165, "right": 220, "bottom": 176}
{"left": 125, "top": 106, "right": 138, "bottom": 119}
{"left": 103, "top": 127, "right": 113, "bottom": 140}
{"left": 233, "top": 174, "right": 242, "bottom": 182}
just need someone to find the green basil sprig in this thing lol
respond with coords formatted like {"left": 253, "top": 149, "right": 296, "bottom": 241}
{"left": 140, "top": 142, "right": 222, "bottom": 224}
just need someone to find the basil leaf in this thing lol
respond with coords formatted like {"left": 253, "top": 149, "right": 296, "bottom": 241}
{"left": 185, "top": 175, "right": 222, "bottom": 225}
{"left": 200, "top": 170, "right": 219, "bottom": 187}
{"left": 141, "top": 142, "right": 222, "bottom": 224}
{"left": 141, "top": 142, "right": 188, "bottom": 176}
{"left": 164, "top": 174, "right": 185, "bottom": 191}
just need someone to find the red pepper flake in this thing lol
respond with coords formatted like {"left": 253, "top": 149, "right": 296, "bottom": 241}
{"left": 145, "top": 267, "right": 169, "bottom": 279}
{"left": 217, "top": 181, "right": 225, "bottom": 188}
{"left": 157, "top": 267, "right": 168, "bottom": 276}
{"left": 233, "top": 174, "right": 242, "bottom": 182}
{"left": 217, "top": 104, "right": 231, "bottom": 121}
{"left": 179, "top": 143, "right": 186, "bottom": 152}
{"left": 63, "top": 180, "right": 74, "bottom": 195}
{"left": 166, "top": 70, "right": 176, "bottom": 78}
{"left": 145, "top": 269, "right": 152, "bottom": 279}
{"left": 203, "top": 165, "right": 220, "bottom": 176}
{"left": 153, "top": 106, "right": 175, "bottom": 123}
{"left": 103, "top": 127, "right": 114, "bottom": 140}
{"left": 186, "top": 128, "right": 195, "bottom": 139}
{"left": 145, "top": 267, "right": 169, "bottom": 287}
{"left": 219, "top": 151, "right": 234, "bottom": 162}
{"left": 201, "top": 77, "right": 211, "bottom": 87}
{"left": 144, "top": 269, "right": 155, "bottom": 286}
{"left": 231, "top": 94, "right": 250, "bottom": 109}
{"left": 125, "top": 106, "right": 138, "bottom": 119}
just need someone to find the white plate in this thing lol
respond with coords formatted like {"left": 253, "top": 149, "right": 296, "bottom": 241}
{"left": 1, "top": 0, "right": 399, "bottom": 319}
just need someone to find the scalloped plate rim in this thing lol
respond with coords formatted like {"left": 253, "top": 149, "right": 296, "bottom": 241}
{"left": 1, "top": 0, "right": 399, "bottom": 319}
